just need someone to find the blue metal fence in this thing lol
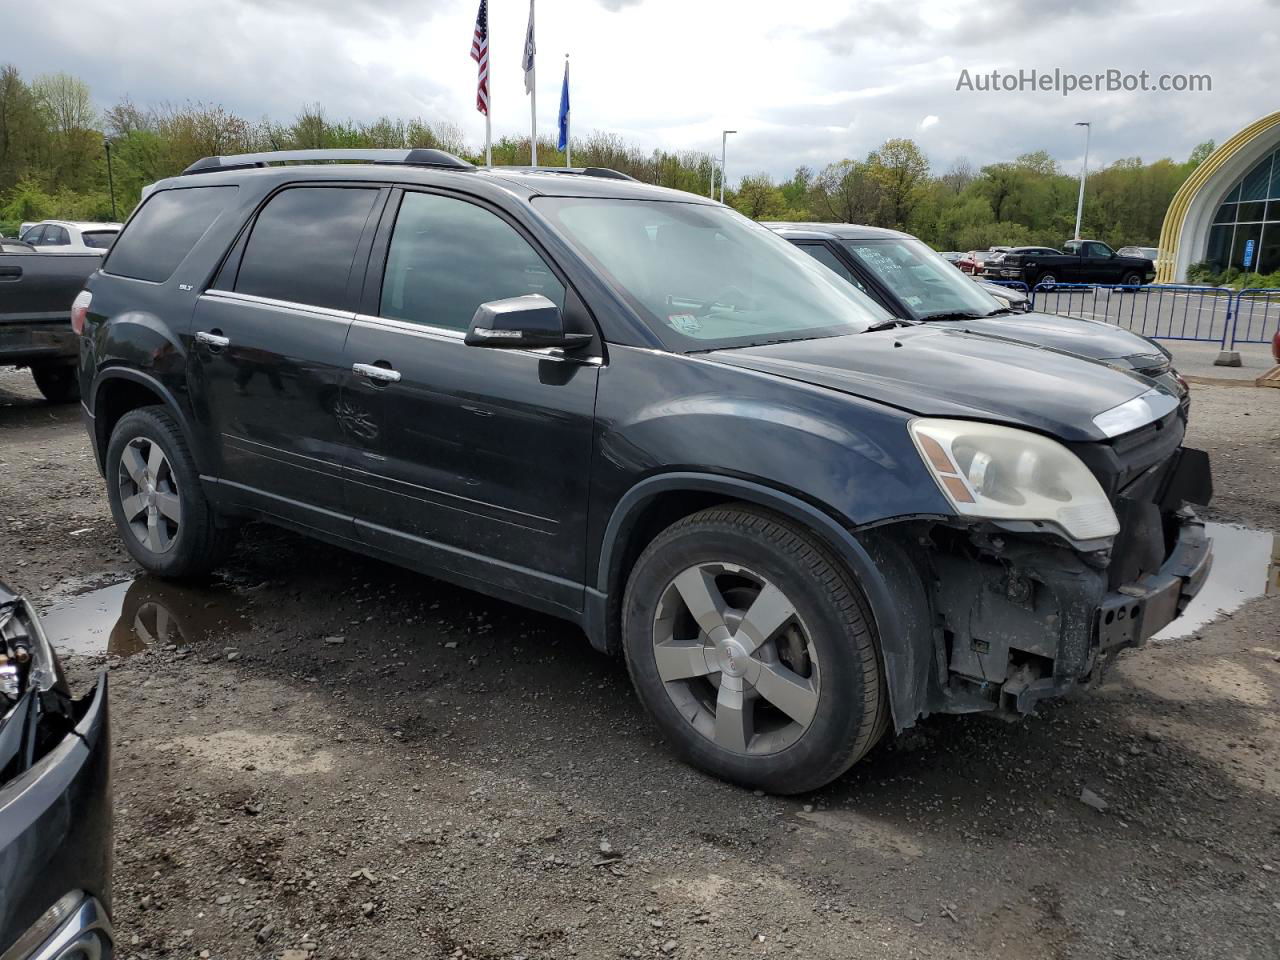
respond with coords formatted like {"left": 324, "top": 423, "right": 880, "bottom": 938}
{"left": 1006, "top": 281, "right": 1280, "bottom": 347}
{"left": 1229, "top": 289, "right": 1280, "bottom": 345}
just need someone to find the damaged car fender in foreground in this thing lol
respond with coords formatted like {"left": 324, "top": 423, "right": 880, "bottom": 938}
{"left": 0, "top": 584, "right": 113, "bottom": 960}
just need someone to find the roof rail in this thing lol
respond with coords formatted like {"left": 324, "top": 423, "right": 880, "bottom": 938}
{"left": 181, "top": 148, "right": 475, "bottom": 175}
{"left": 493, "top": 165, "right": 638, "bottom": 182}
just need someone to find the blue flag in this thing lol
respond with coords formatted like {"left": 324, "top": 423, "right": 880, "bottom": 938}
{"left": 557, "top": 58, "right": 570, "bottom": 152}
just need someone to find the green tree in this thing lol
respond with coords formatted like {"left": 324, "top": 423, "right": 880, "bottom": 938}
{"left": 866, "top": 138, "right": 929, "bottom": 228}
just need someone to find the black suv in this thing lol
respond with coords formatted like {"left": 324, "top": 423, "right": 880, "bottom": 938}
{"left": 76, "top": 149, "right": 1212, "bottom": 793}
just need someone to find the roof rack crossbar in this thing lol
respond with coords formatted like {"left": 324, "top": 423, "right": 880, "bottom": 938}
{"left": 182, "top": 148, "right": 475, "bottom": 176}
{"left": 491, "top": 165, "right": 638, "bottom": 182}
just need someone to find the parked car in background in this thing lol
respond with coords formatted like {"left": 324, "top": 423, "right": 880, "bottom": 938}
{"left": 1117, "top": 245, "right": 1159, "bottom": 261}
{"left": 977, "top": 278, "right": 1030, "bottom": 311}
{"left": 0, "top": 582, "right": 113, "bottom": 960}
{"left": 0, "top": 241, "right": 101, "bottom": 401}
{"left": 956, "top": 250, "right": 997, "bottom": 275}
{"left": 981, "top": 246, "right": 1062, "bottom": 277}
{"left": 19, "top": 220, "right": 122, "bottom": 254}
{"left": 76, "top": 149, "right": 1211, "bottom": 793}
{"left": 996, "top": 239, "right": 1156, "bottom": 288}
{"left": 937, "top": 251, "right": 964, "bottom": 264}
{"left": 767, "top": 223, "right": 1187, "bottom": 401}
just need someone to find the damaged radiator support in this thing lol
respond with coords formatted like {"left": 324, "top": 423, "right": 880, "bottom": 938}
{"left": 929, "top": 532, "right": 1109, "bottom": 714}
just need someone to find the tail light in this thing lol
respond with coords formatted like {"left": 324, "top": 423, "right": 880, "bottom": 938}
{"left": 71, "top": 290, "right": 92, "bottom": 335}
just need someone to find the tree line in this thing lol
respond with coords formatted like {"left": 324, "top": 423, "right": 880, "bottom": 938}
{"left": 1, "top": 64, "right": 1212, "bottom": 252}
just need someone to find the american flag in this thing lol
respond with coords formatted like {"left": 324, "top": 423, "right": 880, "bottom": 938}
{"left": 470, "top": 0, "right": 489, "bottom": 116}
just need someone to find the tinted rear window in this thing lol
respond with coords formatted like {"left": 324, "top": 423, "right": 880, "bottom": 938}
{"left": 234, "top": 187, "right": 378, "bottom": 310}
{"left": 82, "top": 230, "right": 118, "bottom": 249}
{"left": 106, "top": 186, "right": 238, "bottom": 282}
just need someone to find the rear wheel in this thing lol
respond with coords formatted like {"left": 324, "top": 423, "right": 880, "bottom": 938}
{"left": 105, "top": 407, "right": 236, "bottom": 577}
{"left": 31, "top": 362, "right": 79, "bottom": 403}
{"left": 1035, "top": 272, "right": 1058, "bottom": 289}
{"left": 622, "top": 504, "right": 888, "bottom": 794}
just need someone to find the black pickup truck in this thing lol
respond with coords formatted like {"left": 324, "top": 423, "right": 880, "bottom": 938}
{"left": 0, "top": 240, "right": 98, "bottom": 402}
{"left": 992, "top": 239, "right": 1157, "bottom": 289}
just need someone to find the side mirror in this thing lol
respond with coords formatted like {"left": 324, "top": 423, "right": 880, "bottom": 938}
{"left": 464, "top": 295, "right": 592, "bottom": 350}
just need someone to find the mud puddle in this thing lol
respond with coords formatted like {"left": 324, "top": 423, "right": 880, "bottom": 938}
{"left": 1155, "top": 521, "right": 1278, "bottom": 640}
{"left": 38, "top": 575, "right": 250, "bottom": 657}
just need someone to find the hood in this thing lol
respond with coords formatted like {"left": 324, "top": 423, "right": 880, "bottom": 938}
{"left": 706, "top": 325, "right": 1166, "bottom": 443}
{"left": 931, "top": 311, "right": 1166, "bottom": 368}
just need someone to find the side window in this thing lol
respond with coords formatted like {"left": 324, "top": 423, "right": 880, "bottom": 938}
{"left": 236, "top": 187, "right": 378, "bottom": 310}
{"left": 797, "top": 243, "right": 864, "bottom": 290}
{"left": 44, "top": 226, "right": 69, "bottom": 246}
{"left": 1085, "top": 242, "right": 1111, "bottom": 258}
{"left": 22, "top": 226, "right": 45, "bottom": 244}
{"left": 106, "top": 186, "right": 238, "bottom": 283}
{"left": 380, "top": 192, "right": 565, "bottom": 331}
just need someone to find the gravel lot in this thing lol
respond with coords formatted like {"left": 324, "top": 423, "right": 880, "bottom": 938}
{"left": 2, "top": 366, "right": 1278, "bottom": 960}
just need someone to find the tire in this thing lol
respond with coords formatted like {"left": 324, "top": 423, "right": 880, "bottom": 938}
{"left": 105, "top": 406, "right": 236, "bottom": 577}
{"left": 31, "top": 362, "right": 80, "bottom": 403}
{"left": 622, "top": 503, "right": 888, "bottom": 794}
{"left": 1035, "top": 272, "right": 1057, "bottom": 289}
{"left": 1120, "top": 271, "right": 1143, "bottom": 288}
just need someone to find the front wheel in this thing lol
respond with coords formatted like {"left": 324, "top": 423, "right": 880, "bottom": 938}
{"left": 105, "top": 406, "right": 236, "bottom": 577}
{"left": 622, "top": 504, "right": 888, "bottom": 794}
{"left": 31, "top": 362, "right": 80, "bottom": 403}
{"left": 1120, "top": 271, "right": 1143, "bottom": 288}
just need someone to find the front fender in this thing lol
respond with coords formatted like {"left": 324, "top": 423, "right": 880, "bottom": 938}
{"left": 590, "top": 472, "right": 936, "bottom": 732}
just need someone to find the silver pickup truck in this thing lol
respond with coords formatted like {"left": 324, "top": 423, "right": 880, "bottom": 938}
{"left": 0, "top": 239, "right": 99, "bottom": 402}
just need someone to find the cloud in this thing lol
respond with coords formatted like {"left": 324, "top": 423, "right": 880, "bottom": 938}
{"left": 919, "top": 115, "right": 939, "bottom": 130}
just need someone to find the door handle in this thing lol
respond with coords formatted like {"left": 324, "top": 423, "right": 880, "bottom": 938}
{"left": 352, "top": 362, "right": 401, "bottom": 384}
{"left": 0, "top": 266, "right": 21, "bottom": 280}
{"left": 195, "top": 330, "right": 230, "bottom": 349}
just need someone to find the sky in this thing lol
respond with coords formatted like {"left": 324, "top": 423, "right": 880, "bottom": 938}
{"left": 5, "top": 0, "right": 1278, "bottom": 183}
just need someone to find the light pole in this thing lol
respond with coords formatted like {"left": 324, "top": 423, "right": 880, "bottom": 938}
{"left": 103, "top": 138, "right": 118, "bottom": 221}
{"left": 720, "top": 130, "right": 736, "bottom": 204}
{"left": 709, "top": 158, "right": 720, "bottom": 199}
{"left": 1073, "top": 121, "right": 1091, "bottom": 240}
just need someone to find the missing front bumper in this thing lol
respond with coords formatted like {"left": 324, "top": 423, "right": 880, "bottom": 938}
{"left": 910, "top": 510, "right": 1213, "bottom": 719}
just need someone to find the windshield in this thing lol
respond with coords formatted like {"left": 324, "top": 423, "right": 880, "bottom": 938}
{"left": 535, "top": 197, "right": 890, "bottom": 350}
{"left": 840, "top": 237, "right": 1005, "bottom": 320}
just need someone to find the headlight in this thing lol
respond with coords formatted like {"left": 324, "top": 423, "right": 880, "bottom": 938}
{"left": 909, "top": 418, "right": 1119, "bottom": 541}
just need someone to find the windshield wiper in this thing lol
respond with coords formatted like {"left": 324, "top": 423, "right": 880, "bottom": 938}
{"left": 916, "top": 310, "right": 986, "bottom": 321}
{"left": 982, "top": 307, "right": 1018, "bottom": 317}
{"left": 861, "top": 317, "right": 920, "bottom": 332}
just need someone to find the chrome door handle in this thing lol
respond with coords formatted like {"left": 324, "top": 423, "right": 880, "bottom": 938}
{"left": 352, "top": 362, "right": 401, "bottom": 384}
{"left": 195, "top": 331, "right": 230, "bottom": 349}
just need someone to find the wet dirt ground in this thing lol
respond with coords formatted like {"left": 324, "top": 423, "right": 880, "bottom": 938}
{"left": 2, "top": 366, "right": 1279, "bottom": 960}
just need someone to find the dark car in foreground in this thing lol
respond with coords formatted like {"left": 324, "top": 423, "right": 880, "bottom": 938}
{"left": 995, "top": 239, "right": 1156, "bottom": 288}
{"left": 75, "top": 149, "right": 1211, "bottom": 793}
{"left": 0, "top": 242, "right": 101, "bottom": 402}
{"left": 0, "top": 583, "right": 112, "bottom": 960}
{"left": 767, "top": 223, "right": 1187, "bottom": 397}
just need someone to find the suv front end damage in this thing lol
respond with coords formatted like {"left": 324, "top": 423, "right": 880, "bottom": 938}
{"left": 866, "top": 412, "right": 1213, "bottom": 724}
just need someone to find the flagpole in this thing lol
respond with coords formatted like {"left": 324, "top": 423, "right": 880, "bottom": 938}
{"left": 485, "top": 2, "right": 492, "bottom": 167}
{"left": 564, "top": 54, "right": 570, "bottom": 168}
{"left": 526, "top": 0, "right": 537, "bottom": 167}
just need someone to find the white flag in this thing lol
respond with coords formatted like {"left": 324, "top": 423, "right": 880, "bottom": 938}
{"left": 522, "top": 0, "right": 536, "bottom": 94}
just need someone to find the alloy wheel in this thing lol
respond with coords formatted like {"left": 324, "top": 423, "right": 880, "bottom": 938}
{"left": 117, "top": 437, "right": 181, "bottom": 553}
{"left": 651, "top": 561, "right": 820, "bottom": 755}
